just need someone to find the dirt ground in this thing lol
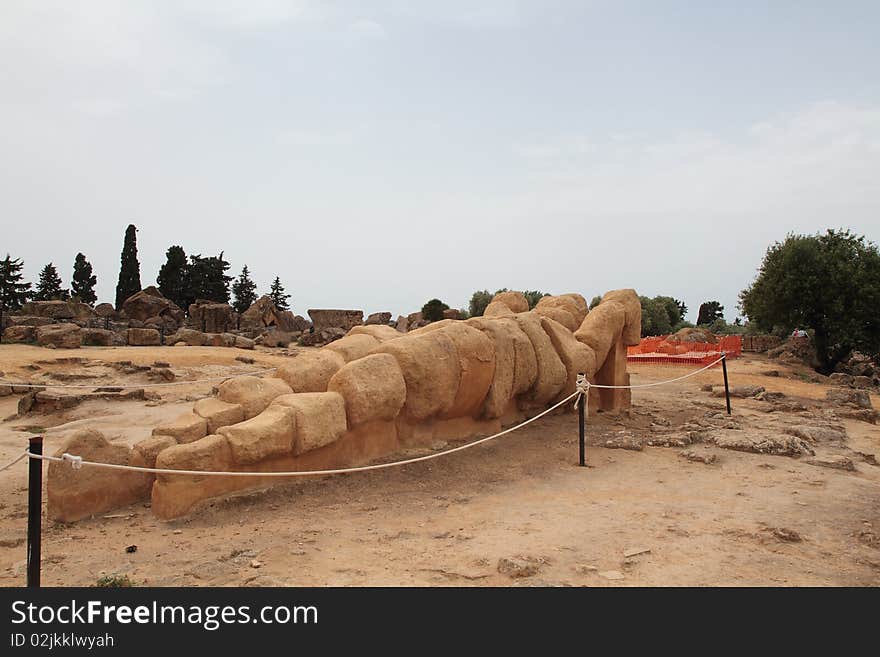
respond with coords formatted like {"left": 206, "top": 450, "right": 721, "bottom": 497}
{"left": 0, "top": 343, "right": 878, "bottom": 587}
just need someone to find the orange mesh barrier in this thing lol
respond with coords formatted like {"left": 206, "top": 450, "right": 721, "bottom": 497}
{"left": 627, "top": 335, "right": 741, "bottom": 366}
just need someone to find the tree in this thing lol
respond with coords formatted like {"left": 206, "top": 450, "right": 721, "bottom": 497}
{"left": 269, "top": 276, "right": 290, "bottom": 311}
{"left": 422, "top": 298, "right": 449, "bottom": 322}
{"left": 188, "top": 253, "right": 232, "bottom": 304}
{"left": 696, "top": 301, "right": 724, "bottom": 325}
{"left": 523, "top": 290, "right": 549, "bottom": 309}
{"left": 70, "top": 253, "right": 97, "bottom": 305}
{"left": 0, "top": 254, "right": 31, "bottom": 312}
{"left": 157, "top": 245, "right": 190, "bottom": 310}
{"left": 34, "top": 263, "right": 67, "bottom": 301}
{"left": 639, "top": 296, "right": 673, "bottom": 337}
{"left": 655, "top": 296, "right": 687, "bottom": 327}
{"left": 468, "top": 290, "right": 493, "bottom": 317}
{"left": 232, "top": 265, "right": 258, "bottom": 313}
{"left": 115, "top": 224, "right": 142, "bottom": 309}
{"left": 740, "top": 229, "right": 880, "bottom": 373}
{"left": 589, "top": 295, "right": 603, "bottom": 309}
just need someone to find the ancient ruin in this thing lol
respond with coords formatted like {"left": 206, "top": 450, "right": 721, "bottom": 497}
{"left": 46, "top": 289, "right": 641, "bottom": 521}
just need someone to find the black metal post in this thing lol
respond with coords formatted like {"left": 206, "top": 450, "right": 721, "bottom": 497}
{"left": 160, "top": 325, "right": 165, "bottom": 346}
{"left": 27, "top": 436, "right": 43, "bottom": 588}
{"left": 202, "top": 316, "right": 206, "bottom": 333}
{"left": 721, "top": 352, "right": 732, "bottom": 415}
{"left": 578, "top": 374, "right": 586, "bottom": 467}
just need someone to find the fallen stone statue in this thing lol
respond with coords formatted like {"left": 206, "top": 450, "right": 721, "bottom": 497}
{"left": 47, "top": 289, "right": 642, "bottom": 521}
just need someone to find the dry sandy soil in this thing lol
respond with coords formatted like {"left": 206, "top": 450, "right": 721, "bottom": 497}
{"left": 0, "top": 343, "right": 878, "bottom": 587}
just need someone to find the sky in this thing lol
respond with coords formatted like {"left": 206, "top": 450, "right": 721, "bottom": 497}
{"left": 1, "top": 1, "right": 879, "bottom": 322}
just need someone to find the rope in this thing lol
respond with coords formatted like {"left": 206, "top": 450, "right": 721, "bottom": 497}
{"left": 587, "top": 355, "right": 724, "bottom": 389}
{"left": 0, "top": 450, "right": 28, "bottom": 472}
{"left": 0, "top": 367, "right": 277, "bottom": 390}
{"left": 27, "top": 391, "right": 581, "bottom": 477}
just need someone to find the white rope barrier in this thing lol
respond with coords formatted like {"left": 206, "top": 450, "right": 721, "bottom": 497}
{"left": 588, "top": 355, "right": 725, "bottom": 389}
{"left": 0, "top": 450, "right": 28, "bottom": 473}
{"left": 0, "top": 367, "right": 277, "bottom": 390}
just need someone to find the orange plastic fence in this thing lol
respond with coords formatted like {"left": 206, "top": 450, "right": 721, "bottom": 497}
{"left": 626, "top": 335, "right": 741, "bottom": 366}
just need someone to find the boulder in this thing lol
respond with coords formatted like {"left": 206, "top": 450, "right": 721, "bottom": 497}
{"left": 532, "top": 304, "right": 578, "bottom": 332}
{"left": 271, "top": 392, "right": 348, "bottom": 455}
{"left": 122, "top": 287, "right": 185, "bottom": 327}
{"left": 322, "top": 334, "right": 380, "bottom": 362}
{"left": 239, "top": 295, "right": 286, "bottom": 331}
{"left": 347, "top": 324, "right": 403, "bottom": 343}
{"left": 188, "top": 301, "right": 236, "bottom": 333}
{"left": 133, "top": 435, "right": 177, "bottom": 468}
{"left": 81, "top": 328, "right": 113, "bottom": 346}
{"left": 168, "top": 328, "right": 205, "bottom": 346}
{"left": 513, "top": 313, "right": 566, "bottom": 406}
{"left": 395, "top": 315, "right": 409, "bottom": 333}
{"left": 491, "top": 291, "right": 529, "bottom": 313}
{"left": 536, "top": 295, "right": 585, "bottom": 326}
{"left": 127, "top": 327, "right": 161, "bottom": 346}
{"left": 2, "top": 325, "right": 35, "bottom": 343}
{"left": 308, "top": 309, "right": 364, "bottom": 333}
{"left": 260, "top": 330, "right": 299, "bottom": 348}
{"left": 217, "top": 404, "right": 297, "bottom": 464}
{"left": 442, "top": 308, "right": 462, "bottom": 320}
{"left": 328, "top": 353, "right": 407, "bottom": 427}
{"left": 7, "top": 315, "right": 54, "bottom": 327}
{"left": 94, "top": 303, "right": 117, "bottom": 318}
{"left": 152, "top": 411, "right": 209, "bottom": 444}
{"left": 234, "top": 335, "right": 255, "bottom": 350}
{"left": 193, "top": 397, "right": 245, "bottom": 434}
{"left": 466, "top": 317, "right": 517, "bottom": 418}
{"left": 275, "top": 350, "right": 345, "bottom": 393}
{"left": 372, "top": 330, "right": 460, "bottom": 421}
{"left": 599, "top": 289, "right": 642, "bottom": 346}
{"left": 541, "top": 316, "right": 598, "bottom": 401}
{"left": 365, "top": 311, "right": 392, "bottom": 325}
{"left": 574, "top": 300, "right": 626, "bottom": 364}
{"left": 217, "top": 376, "right": 293, "bottom": 419}
{"left": 406, "top": 311, "right": 426, "bottom": 330}
{"left": 20, "top": 300, "right": 75, "bottom": 320}
{"left": 558, "top": 293, "right": 589, "bottom": 324}
{"left": 826, "top": 388, "right": 872, "bottom": 409}
{"left": 483, "top": 300, "right": 515, "bottom": 318}
{"left": 36, "top": 323, "right": 82, "bottom": 349}
{"left": 285, "top": 313, "right": 311, "bottom": 332}
{"left": 828, "top": 373, "right": 854, "bottom": 386}
{"left": 47, "top": 429, "right": 152, "bottom": 522}
{"left": 155, "top": 434, "right": 233, "bottom": 478}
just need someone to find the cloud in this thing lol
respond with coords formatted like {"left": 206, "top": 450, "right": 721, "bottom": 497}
{"left": 349, "top": 18, "right": 386, "bottom": 39}
{"left": 71, "top": 98, "right": 128, "bottom": 117}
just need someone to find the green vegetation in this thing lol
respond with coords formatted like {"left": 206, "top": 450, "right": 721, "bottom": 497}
{"left": 639, "top": 295, "right": 688, "bottom": 337}
{"left": 422, "top": 298, "right": 449, "bottom": 322}
{"left": 696, "top": 300, "right": 724, "bottom": 326}
{"left": 70, "top": 253, "right": 97, "bottom": 305}
{"left": 0, "top": 255, "right": 31, "bottom": 311}
{"left": 34, "top": 263, "right": 66, "bottom": 301}
{"left": 269, "top": 276, "right": 291, "bottom": 311}
{"left": 157, "top": 245, "right": 190, "bottom": 309}
{"left": 95, "top": 574, "right": 134, "bottom": 588}
{"left": 231, "top": 265, "right": 258, "bottom": 313}
{"left": 114, "top": 224, "right": 142, "bottom": 310}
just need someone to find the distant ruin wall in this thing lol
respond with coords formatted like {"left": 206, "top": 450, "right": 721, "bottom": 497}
{"left": 47, "top": 289, "right": 642, "bottom": 521}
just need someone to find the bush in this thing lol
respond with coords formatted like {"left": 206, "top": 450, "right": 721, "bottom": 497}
{"left": 468, "top": 290, "right": 493, "bottom": 318}
{"left": 422, "top": 298, "right": 450, "bottom": 322}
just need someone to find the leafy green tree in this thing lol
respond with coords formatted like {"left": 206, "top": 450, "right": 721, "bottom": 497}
{"left": 468, "top": 290, "right": 493, "bottom": 317}
{"left": 188, "top": 253, "right": 232, "bottom": 304}
{"left": 0, "top": 254, "right": 32, "bottom": 312}
{"left": 269, "top": 276, "right": 290, "bottom": 311}
{"left": 70, "top": 253, "right": 97, "bottom": 305}
{"left": 115, "top": 224, "right": 142, "bottom": 309}
{"left": 232, "top": 265, "right": 258, "bottom": 313}
{"left": 34, "top": 263, "right": 67, "bottom": 301}
{"left": 157, "top": 245, "right": 190, "bottom": 310}
{"left": 639, "top": 296, "right": 673, "bottom": 336}
{"left": 589, "top": 295, "right": 603, "bottom": 309}
{"left": 522, "top": 290, "right": 549, "bottom": 309}
{"left": 421, "top": 298, "right": 449, "bottom": 322}
{"left": 740, "top": 229, "right": 880, "bottom": 373}
{"left": 696, "top": 301, "right": 724, "bottom": 325}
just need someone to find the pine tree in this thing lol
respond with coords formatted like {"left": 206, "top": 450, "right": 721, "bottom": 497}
{"left": 269, "top": 276, "right": 290, "bottom": 311}
{"left": 231, "top": 265, "right": 258, "bottom": 313}
{"left": 157, "top": 245, "right": 190, "bottom": 310}
{"left": 0, "top": 254, "right": 32, "bottom": 312}
{"left": 34, "top": 263, "right": 67, "bottom": 301}
{"left": 188, "top": 253, "right": 232, "bottom": 304}
{"left": 70, "top": 253, "right": 97, "bottom": 305}
{"left": 115, "top": 224, "right": 142, "bottom": 309}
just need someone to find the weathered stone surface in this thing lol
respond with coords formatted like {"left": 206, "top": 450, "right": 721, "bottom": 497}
{"left": 328, "top": 354, "right": 406, "bottom": 427}
{"left": 168, "top": 328, "right": 205, "bottom": 346}
{"left": 322, "top": 334, "right": 380, "bottom": 363}
{"left": 122, "top": 286, "right": 184, "bottom": 326}
{"left": 853, "top": 375, "right": 873, "bottom": 389}
{"left": 127, "top": 327, "right": 161, "bottom": 346}
{"left": 497, "top": 556, "right": 542, "bottom": 578}
{"left": 259, "top": 330, "right": 299, "bottom": 348}
{"left": 239, "top": 295, "right": 286, "bottom": 331}
{"left": 155, "top": 434, "right": 233, "bottom": 478}
{"left": 442, "top": 308, "right": 462, "bottom": 320}
{"left": 234, "top": 335, "right": 255, "bottom": 350}
{"left": 828, "top": 373, "right": 854, "bottom": 386}
{"left": 271, "top": 392, "right": 347, "bottom": 454}
{"left": 36, "top": 323, "right": 82, "bottom": 349}
{"left": 2, "top": 325, "right": 35, "bottom": 343}
{"left": 491, "top": 291, "right": 530, "bottom": 313}
{"left": 300, "top": 327, "right": 346, "bottom": 346}
{"left": 133, "top": 435, "right": 177, "bottom": 468}
{"left": 714, "top": 434, "right": 814, "bottom": 456}
{"left": 807, "top": 455, "right": 856, "bottom": 471}
{"left": 94, "top": 303, "right": 117, "bottom": 318}
{"left": 513, "top": 312, "right": 566, "bottom": 407}
{"left": 558, "top": 293, "right": 589, "bottom": 324}
{"left": 81, "top": 328, "right": 113, "bottom": 346}
{"left": 152, "top": 411, "right": 209, "bottom": 444}
{"left": 536, "top": 294, "right": 586, "bottom": 325}
{"left": 217, "top": 376, "right": 293, "bottom": 419}
{"left": 218, "top": 404, "right": 297, "bottom": 464}
{"left": 47, "top": 429, "right": 152, "bottom": 522}
{"left": 193, "top": 397, "right": 245, "bottom": 433}
{"left": 373, "top": 330, "right": 460, "bottom": 421}
{"left": 541, "top": 316, "right": 598, "bottom": 401}
{"left": 275, "top": 350, "right": 345, "bottom": 393}
{"left": 483, "top": 300, "right": 515, "bottom": 318}
{"left": 188, "top": 301, "right": 236, "bottom": 333}
{"left": 308, "top": 309, "right": 364, "bottom": 332}
{"left": 599, "top": 289, "right": 642, "bottom": 346}
{"left": 783, "top": 425, "right": 847, "bottom": 443}
{"left": 532, "top": 304, "right": 578, "bottom": 332}
{"left": 826, "top": 388, "right": 872, "bottom": 409}
{"left": 20, "top": 300, "right": 91, "bottom": 320}
{"left": 347, "top": 324, "right": 402, "bottom": 343}
{"left": 574, "top": 300, "right": 626, "bottom": 363}
{"left": 466, "top": 317, "right": 517, "bottom": 419}
{"left": 365, "top": 311, "right": 392, "bottom": 325}
{"left": 7, "top": 315, "right": 54, "bottom": 327}
{"left": 712, "top": 385, "right": 765, "bottom": 398}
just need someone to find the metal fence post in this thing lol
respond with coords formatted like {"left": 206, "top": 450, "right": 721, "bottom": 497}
{"left": 721, "top": 352, "right": 732, "bottom": 415}
{"left": 27, "top": 435, "right": 43, "bottom": 588}
{"left": 578, "top": 374, "right": 586, "bottom": 467}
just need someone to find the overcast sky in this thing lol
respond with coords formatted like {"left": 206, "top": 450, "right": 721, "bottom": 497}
{"left": 1, "top": 1, "right": 878, "bottom": 321}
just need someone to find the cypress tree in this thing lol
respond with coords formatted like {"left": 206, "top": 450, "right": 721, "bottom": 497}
{"left": 70, "top": 253, "right": 97, "bottom": 305}
{"left": 157, "top": 245, "right": 190, "bottom": 310}
{"left": 115, "top": 224, "right": 142, "bottom": 310}
{"left": 34, "top": 263, "right": 66, "bottom": 301}
{"left": 269, "top": 276, "right": 290, "bottom": 311}
{"left": 188, "top": 253, "right": 232, "bottom": 304}
{"left": 231, "top": 265, "right": 258, "bottom": 313}
{"left": 0, "top": 254, "right": 32, "bottom": 312}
